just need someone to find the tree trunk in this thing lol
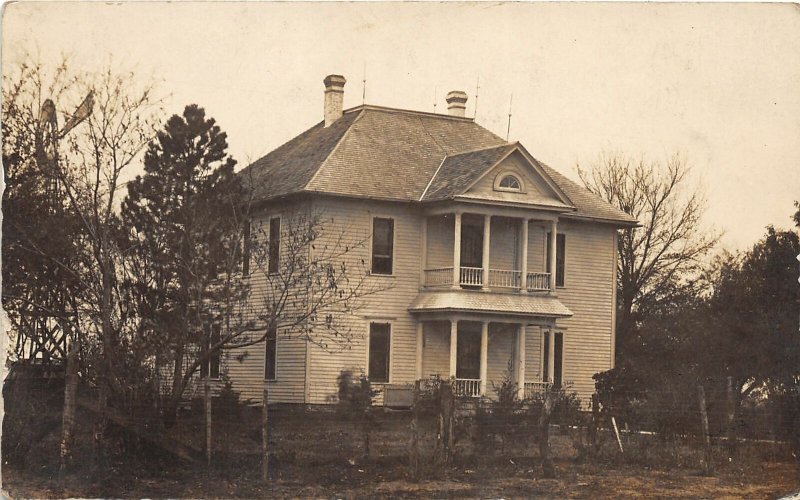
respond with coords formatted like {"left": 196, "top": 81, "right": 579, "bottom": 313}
{"left": 262, "top": 386, "right": 269, "bottom": 482}
{"left": 409, "top": 380, "right": 420, "bottom": 482}
{"left": 204, "top": 377, "right": 212, "bottom": 467}
{"left": 164, "top": 347, "right": 184, "bottom": 428}
{"left": 697, "top": 385, "right": 714, "bottom": 475}
{"left": 59, "top": 336, "right": 78, "bottom": 472}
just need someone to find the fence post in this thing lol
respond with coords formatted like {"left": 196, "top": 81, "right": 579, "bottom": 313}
{"left": 205, "top": 378, "right": 212, "bottom": 467}
{"left": 588, "top": 393, "right": 599, "bottom": 461}
{"left": 262, "top": 386, "right": 269, "bottom": 482}
{"left": 409, "top": 380, "right": 421, "bottom": 482}
{"left": 59, "top": 337, "right": 78, "bottom": 473}
{"left": 443, "top": 380, "right": 455, "bottom": 467}
{"left": 538, "top": 389, "right": 555, "bottom": 478}
{"left": 725, "top": 376, "right": 737, "bottom": 456}
{"left": 697, "top": 385, "right": 714, "bottom": 475}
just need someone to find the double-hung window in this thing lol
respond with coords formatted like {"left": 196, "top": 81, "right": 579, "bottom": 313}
{"left": 201, "top": 323, "right": 221, "bottom": 379}
{"left": 546, "top": 232, "right": 566, "bottom": 287}
{"left": 371, "top": 217, "right": 394, "bottom": 275}
{"left": 268, "top": 217, "right": 281, "bottom": 274}
{"left": 368, "top": 322, "right": 391, "bottom": 383}
{"left": 264, "top": 326, "right": 277, "bottom": 381}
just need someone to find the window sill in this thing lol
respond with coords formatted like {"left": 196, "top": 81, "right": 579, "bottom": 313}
{"left": 369, "top": 272, "right": 395, "bottom": 278}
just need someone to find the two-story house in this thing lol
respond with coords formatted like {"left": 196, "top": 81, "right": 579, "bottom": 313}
{"left": 225, "top": 74, "right": 637, "bottom": 406}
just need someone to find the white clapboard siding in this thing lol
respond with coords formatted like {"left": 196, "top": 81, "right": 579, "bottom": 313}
{"left": 421, "top": 321, "right": 450, "bottom": 377}
{"left": 489, "top": 217, "right": 518, "bottom": 271}
{"left": 304, "top": 198, "right": 422, "bottom": 404}
{"left": 426, "top": 215, "right": 454, "bottom": 269}
{"left": 549, "top": 221, "right": 616, "bottom": 404}
{"left": 486, "top": 327, "right": 515, "bottom": 393}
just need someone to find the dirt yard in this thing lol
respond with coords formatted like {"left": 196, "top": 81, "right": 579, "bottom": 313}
{"left": 3, "top": 404, "right": 799, "bottom": 498}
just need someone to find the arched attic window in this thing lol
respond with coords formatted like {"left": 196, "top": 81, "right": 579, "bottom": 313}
{"left": 495, "top": 173, "right": 523, "bottom": 192}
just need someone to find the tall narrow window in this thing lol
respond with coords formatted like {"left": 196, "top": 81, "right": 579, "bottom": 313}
{"left": 201, "top": 323, "right": 221, "bottom": 379}
{"left": 553, "top": 332, "right": 564, "bottom": 388}
{"left": 456, "top": 325, "right": 481, "bottom": 380}
{"left": 268, "top": 217, "right": 281, "bottom": 274}
{"left": 242, "top": 220, "right": 251, "bottom": 277}
{"left": 264, "top": 326, "right": 277, "bottom": 381}
{"left": 542, "top": 330, "right": 563, "bottom": 386}
{"left": 460, "top": 224, "right": 483, "bottom": 268}
{"left": 371, "top": 217, "right": 394, "bottom": 275}
{"left": 546, "top": 232, "right": 566, "bottom": 287}
{"left": 368, "top": 323, "right": 390, "bottom": 383}
{"left": 542, "top": 331, "right": 550, "bottom": 383}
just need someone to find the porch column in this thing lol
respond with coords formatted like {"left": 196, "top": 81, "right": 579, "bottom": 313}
{"left": 520, "top": 218, "right": 529, "bottom": 292}
{"left": 449, "top": 319, "right": 458, "bottom": 378}
{"left": 479, "top": 321, "right": 489, "bottom": 396}
{"left": 420, "top": 216, "right": 428, "bottom": 288}
{"left": 547, "top": 329, "right": 555, "bottom": 383}
{"left": 415, "top": 321, "right": 424, "bottom": 380}
{"left": 549, "top": 220, "right": 558, "bottom": 292}
{"left": 452, "top": 212, "right": 462, "bottom": 288}
{"left": 482, "top": 215, "right": 491, "bottom": 289}
{"left": 517, "top": 324, "right": 527, "bottom": 399}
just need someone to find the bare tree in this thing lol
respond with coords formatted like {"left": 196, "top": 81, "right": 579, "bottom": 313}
{"left": 578, "top": 152, "right": 720, "bottom": 355}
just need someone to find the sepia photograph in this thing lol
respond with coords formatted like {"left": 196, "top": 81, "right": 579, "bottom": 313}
{"left": 1, "top": 2, "right": 799, "bottom": 498}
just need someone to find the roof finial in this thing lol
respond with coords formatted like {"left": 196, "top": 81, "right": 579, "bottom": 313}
{"left": 362, "top": 62, "right": 367, "bottom": 105}
{"left": 506, "top": 93, "right": 513, "bottom": 141}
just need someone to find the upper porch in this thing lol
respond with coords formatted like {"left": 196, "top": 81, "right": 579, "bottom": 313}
{"left": 420, "top": 207, "right": 562, "bottom": 293}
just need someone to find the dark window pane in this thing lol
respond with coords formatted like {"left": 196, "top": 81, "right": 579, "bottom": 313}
{"left": 369, "top": 323, "right": 390, "bottom": 383}
{"left": 269, "top": 217, "right": 280, "bottom": 274}
{"left": 546, "top": 232, "right": 566, "bottom": 287}
{"left": 242, "top": 220, "right": 251, "bottom": 277}
{"left": 456, "top": 325, "right": 481, "bottom": 380}
{"left": 265, "top": 327, "right": 277, "bottom": 380}
{"left": 554, "top": 332, "right": 563, "bottom": 388}
{"left": 460, "top": 224, "right": 483, "bottom": 268}
{"left": 371, "top": 218, "right": 394, "bottom": 274}
{"left": 542, "top": 331, "right": 550, "bottom": 383}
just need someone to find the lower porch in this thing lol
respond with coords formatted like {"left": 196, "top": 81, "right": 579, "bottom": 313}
{"left": 415, "top": 319, "right": 562, "bottom": 399}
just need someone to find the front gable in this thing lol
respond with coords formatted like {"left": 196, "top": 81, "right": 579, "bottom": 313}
{"left": 458, "top": 147, "right": 574, "bottom": 210}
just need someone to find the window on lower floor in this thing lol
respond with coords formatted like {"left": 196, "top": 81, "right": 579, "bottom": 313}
{"left": 201, "top": 323, "right": 221, "bottom": 379}
{"left": 542, "top": 330, "right": 563, "bottom": 387}
{"left": 264, "top": 326, "right": 277, "bottom": 381}
{"left": 456, "top": 324, "right": 481, "bottom": 380}
{"left": 368, "top": 323, "right": 390, "bottom": 383}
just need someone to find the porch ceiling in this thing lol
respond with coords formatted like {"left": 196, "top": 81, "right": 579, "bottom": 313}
{"left": 408, "top": 290, "right": 573, "bottom": 318}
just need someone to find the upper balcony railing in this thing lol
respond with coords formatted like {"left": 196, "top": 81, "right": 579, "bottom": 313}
{"left": 423, "top": 267, "right": 551, "bottom": 292}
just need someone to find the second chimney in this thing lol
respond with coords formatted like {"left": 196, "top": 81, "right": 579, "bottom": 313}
{"left": 446, "top": 90, "right": 468, "bottom": 117}
{"left": 323, "top": 74, "right": 346, "bottom": 127}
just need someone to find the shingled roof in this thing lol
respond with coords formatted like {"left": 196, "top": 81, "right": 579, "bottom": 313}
{"left": 240, "top": 104, "right": 637, "bottom": 225}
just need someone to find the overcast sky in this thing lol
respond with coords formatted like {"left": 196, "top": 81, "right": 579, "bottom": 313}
{"left": 3, "top": 2, "right": 799, "bottom": 251}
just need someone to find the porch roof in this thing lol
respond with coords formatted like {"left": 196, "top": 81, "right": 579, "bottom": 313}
{"left": 408, "top": 290, "right": 573, "bottom": 318}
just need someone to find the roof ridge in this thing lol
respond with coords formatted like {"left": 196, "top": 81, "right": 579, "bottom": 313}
{"left": 419, "top": 155, "right": 448, "bottom": 202}
{"left": 343, "top": 104, "right": 476, "bottom": 122}
{"left": 304, "top": 109, "right": 365, "bottom": 191}
{"left": 448, "top": 141, "right": 516, "bottom": 157}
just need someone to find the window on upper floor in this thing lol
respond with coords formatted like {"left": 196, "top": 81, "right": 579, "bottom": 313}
{"left": 264, "top": 326, "right": 277, "bottom": 381}
{"left": 495, "top": 172, "right": 524, "bottom": 192}
{"left": 368, "top": 322, "right": 391, "bottom": 383}
{"left": 268, "top": 217, "right": 281, "bottom": 274}
{"left": 546, "top": 232, "right": 566, "bottom": 287}
{"left": 371, "top": 217, "right": 394, "bottom": 275}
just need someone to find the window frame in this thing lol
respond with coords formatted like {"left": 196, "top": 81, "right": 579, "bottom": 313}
{"left": 366, "top": 321, "right": 392, "bottom": 384}
{"left": 545, "top": 232, "right": 566, "bottom": 288}
{"left": 268, "top": 216, "right": 281, "bottom": 275}
{"left": 493, "top": 170, "right": 526, "bottom": 193}
{"left": 264, "top": 326, "right": 277, "bottom": 381}
{"left": 370, "top": 216, "right": 395, "bottom": 276}
{"left": 201, "top": 323, "right": 222, "bottom": 380}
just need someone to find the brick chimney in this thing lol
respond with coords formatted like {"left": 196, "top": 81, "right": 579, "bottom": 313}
{"left": 323, "top": 74, "right": 346, "bottom": 127}
{"left": 446, "top": 90, "right": 468, "bottom": 117}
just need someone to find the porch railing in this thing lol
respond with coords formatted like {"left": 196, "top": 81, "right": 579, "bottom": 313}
{"left": 523, "top": 381, "right": 553, "bottom": 399}
{"left": 459, "top": 267, "right": 483, "bottom": 287}
{"left": 488, "top": 269, "right": 521, "bottom": 289}
{"left": 526, "top": 272, "right": 551, "bottom": 292}
{"left": 455, "top": 378, "right": 482, "bottom": 397}
{"left": 424, "top": 267, "right": 454, "bottom": 286}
